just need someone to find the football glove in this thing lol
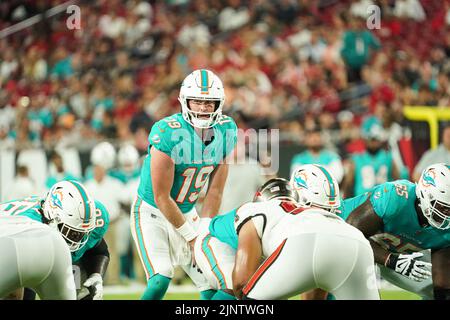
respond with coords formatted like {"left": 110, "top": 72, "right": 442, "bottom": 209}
{"left": 81, "top": 273, "right": 103, "bottom": 300}
{"left": 385, "top": 252, "right": 432, "bottom": 282}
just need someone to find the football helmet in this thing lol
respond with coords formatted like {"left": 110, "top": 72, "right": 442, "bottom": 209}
{"left": 42, "top": 180, "right": 96, "bottom": 252}
{"left": 178, "top": 69, "right": 225, "bottom": 128}
{"left": 361, "top": 118, "right": 387, "bottom": 141}
{"left": 253, "top": 178, "right": 299, "bottom": 203}
{"left": 118, "top": 144, "right": 139, "bottom": 173}
{"left": 290, "top": 164, "right": 341, "bottom": 212}
{"left": 416, "top": 163, "right": 450, "bottom": 229}
{"left": 90, "top": 141, "right": 116, "bottom": 170}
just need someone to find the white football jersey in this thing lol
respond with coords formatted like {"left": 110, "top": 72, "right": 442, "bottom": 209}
{"left": 233, "top": 200, "right": 365, "bottom": 257}
{"left": 0, "top": 215, "right": 50, "bottom": 238}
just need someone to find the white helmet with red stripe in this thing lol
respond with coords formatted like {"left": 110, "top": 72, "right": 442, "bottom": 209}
{"left": 416, "top": 163, "right": 450, "bottom": 229}
{"left": 290, "top": 164, "right": 341, "bottom": 213}
{"left": 178, "top": 69, "right": 225, "bottom": 128}
{"left": 42, "top": 180, "right": 96, "bottom": 252}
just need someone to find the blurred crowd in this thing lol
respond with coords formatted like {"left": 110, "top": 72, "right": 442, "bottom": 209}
{"left": 0, "top": 0, "right": 449, "bottom": 158}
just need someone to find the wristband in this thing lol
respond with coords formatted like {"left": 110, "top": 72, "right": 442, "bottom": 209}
{"left": 176, "top": 220, "right": 197, "bottom": 242}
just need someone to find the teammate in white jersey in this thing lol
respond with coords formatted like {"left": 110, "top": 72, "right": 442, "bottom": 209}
{"left": 0, "top": 181, "right": 98, "bottom": 300}
{"left": 232, "top": 167, "right": 380, "bottom": 300}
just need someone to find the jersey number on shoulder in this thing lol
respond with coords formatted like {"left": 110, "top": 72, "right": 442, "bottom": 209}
{"left": 176, "top": 166, "right": 215, "bottom": 203}
{"left": 0, "top": 198, "right": 40, "bottom": 216}
{"left": 279, "top": 201, "right": 306, "bottom": 215}
{"left": 164, "top": 118, "right": 181, "bottom": 129}
{"left": 394, "top": 184, "right": 408, "bottom": 199}
{"left": 95, "top": 209, "right": 104, "bottom": 227}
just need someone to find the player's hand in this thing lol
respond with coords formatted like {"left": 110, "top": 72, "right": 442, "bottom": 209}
{"left": 189, "top": 237, "right": 202, "bottom": 273}
{"left": 386, "top": 252, "right": 432, "bottom": 282}
{"left": 189, "top": 237, "right": 196, "bottom": 264}
{"left": 82, "top": 273, "right": 103, "bottom": 300}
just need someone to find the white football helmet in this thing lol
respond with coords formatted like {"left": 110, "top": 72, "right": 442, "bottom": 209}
{"left": 416, "top": 163, "right": 450, "bottom": 229}
{"left": 42, "top": 180, "right": 96, "bottom": 252}
{"left": 290, "top": 164, "right": 341, "bottom": 213}
{"left": 118, "top": 144, "right": 139, "bottom": 173}
{"left": 90, "top": 141, "right": 116, "bottom": 170}
{"left": 178, "top": 69, "right": 225, "bottom": 128}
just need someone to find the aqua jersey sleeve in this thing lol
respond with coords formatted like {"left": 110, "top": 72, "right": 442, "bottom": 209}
{"left": 148, "top": 118, "right": 177, "bottom": 157}
{"left": 72, "top": 200, "right": 110, "bottom": 263}
{"left": 369, "top": 180, "right": 413, "bottom": 222}
{"left": 336, "top": 194, "right": 369, "bottom": 221}
{"left": 0, "top": 197, "right": 45, "bottom": 222}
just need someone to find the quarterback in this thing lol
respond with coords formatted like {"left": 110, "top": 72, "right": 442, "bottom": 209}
{"left": 131, "top": 69, "right": 237, "bottom": 300}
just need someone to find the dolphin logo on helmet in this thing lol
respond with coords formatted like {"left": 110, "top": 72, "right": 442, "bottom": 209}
{"left": 422, "top": 169, "right": 436, "bottom": 187}
{"left": 294, "top": 172, "right": 308, "bottom": 189}
{"left": 50, "top": 189, "right": 63, "bottom": 210}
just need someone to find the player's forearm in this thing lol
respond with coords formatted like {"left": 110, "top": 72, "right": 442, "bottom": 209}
{"left": 200, "top": 189, "right": 223, "bottom": 218}
{"left": 154, "top": 195, "right": 187, "bottom": 228}
{"left": 81, "top": 239, "right": 110, "bottom": 277}
{"left": 232, "top": 263, "right": 259, "bottom": 300}
{"left": 232, "top": 266, "right": 249, "bottom": 300}
{"left": 369, "top": 239, "right": 391, "bottom": 266}
{"left": 201, "top": 164, "right": 228, "bottom": 218}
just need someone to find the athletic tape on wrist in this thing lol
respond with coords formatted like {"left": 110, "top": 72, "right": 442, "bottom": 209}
{"left": 176, "top": 220, "right": 197, "bottom": 242}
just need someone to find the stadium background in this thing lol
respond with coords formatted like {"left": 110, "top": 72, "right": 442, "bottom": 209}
{"left": 1, "top": 0, "right": 450, "bottom": 299}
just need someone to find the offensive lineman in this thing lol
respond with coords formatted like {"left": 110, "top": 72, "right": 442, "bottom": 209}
{"left": 195, "top": 165, "right": 379, "bottom": 300}
{"left": 342, "top": 120, "right": 401, "bottom": 198}
{"left": 337, "top": 163, "right": 450, "bottom": 300}
{"left": 131, "top": 69, "right": 237, "bottom": 300}
{"left": 0, "top": 180, "right": 110, "bottom": 300}
{"left": 232, "top": 170, "right": 379, "bottom": 300}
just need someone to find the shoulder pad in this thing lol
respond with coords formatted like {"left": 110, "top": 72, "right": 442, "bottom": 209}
{"left": 215, "top": 115, "right": 237, "bottom": 130}
{"left": 94, "top": 200, "right": 110, "bottom": 229}
{"left": 234, "top": 202, "right": 266, "bottom": 235}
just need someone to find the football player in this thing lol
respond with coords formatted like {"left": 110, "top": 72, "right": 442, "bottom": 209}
{"left": 0, "top": 180, "right": 110, "bottom": 300}
{"left": 232, "top": 171, "right": 379, "bottom": 300}
{"left": 342, "top": 120, "right": 401, "bottom": 197}
{"left": 0, "top": 215, "right": 75, "bottom": 300}
{"left": 337, "top": 163, "right": 450, "bottom": 299}
{"left": 112, "top": 144, "right": 143, "bottom": 281}
{"left": 131, "top": 69, "right": 237, "bottom": 300}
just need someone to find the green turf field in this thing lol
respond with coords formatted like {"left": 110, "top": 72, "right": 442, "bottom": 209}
{"left": 103, "top": 290, "right": 421, "bottom": 300}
